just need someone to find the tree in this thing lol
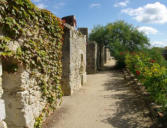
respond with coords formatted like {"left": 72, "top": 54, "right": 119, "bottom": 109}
{"left": 89, "top": 20, "right": 150, "bottom": 68}
{"left": 89, "top": 25, "right": 107, "bottom": 69}
{"left": 89, "top": 25, "right": 106, "bottom": 45}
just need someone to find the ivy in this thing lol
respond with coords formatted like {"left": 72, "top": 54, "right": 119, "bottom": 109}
{"left": 0, "top": 37, "right": 14, "bottom": 57}
{"left": 0, "top": 0, "right": 64, "bottom": 127}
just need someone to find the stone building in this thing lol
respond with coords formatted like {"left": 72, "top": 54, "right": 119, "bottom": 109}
{"left": 61, "top": 16, "right": 87, "bottom": 96}
{"left": 86, "top": 42, "right": 97, "bottom": 74}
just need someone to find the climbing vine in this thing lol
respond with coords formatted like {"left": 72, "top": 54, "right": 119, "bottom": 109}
{"left": 0, "top": 0, "right": 64, "bottom": 127}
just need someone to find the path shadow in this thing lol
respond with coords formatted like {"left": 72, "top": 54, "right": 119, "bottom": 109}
{"left": 99, "top": 59, "right": 117, "bottom": 71}
{"left": 101, "top": 70, "right": 155, "bottom": 128}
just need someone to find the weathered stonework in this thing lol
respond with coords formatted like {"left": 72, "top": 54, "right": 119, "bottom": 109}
{"left": 78, "top": 28, "right": 88, "bottom": 43}
{"left": 2, "top": 64, "right": 46, "bottom": 128}
{"left": 86, "top": 42, "right": 97, "bottom": 74}
{"left": 0, "top": 60, "right": 2, "bottom": 98}
{"left": 100, "top": 45, "right": 105, "bottom": 67}
{"left": 0, "top": 57, "right": 7, "bottom": 128}
{"left": 104, "top": 48, "right": 111, "bottom": 63}
{"left": 0, "top": 10, "right": 62, "bottom": 128}
{"left": 77, "top": 28, "right": 97, "bottom": 74}
{"left": 0, "top": 121, "right": 7, "bottom": 128}
{"left": 0, "top": 28, "right": 7, "bottom": 127}
{"left": 62, "top": 24, "right": 87, "bottom": 96}
{"left": 96, "top": 44, "right": 105, "bottom": 70}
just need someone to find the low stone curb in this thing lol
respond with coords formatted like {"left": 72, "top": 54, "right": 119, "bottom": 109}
{"left": 123, "top": 68, "right": 164, "bottom": 127}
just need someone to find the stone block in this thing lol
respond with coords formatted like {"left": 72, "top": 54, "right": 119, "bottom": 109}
{"left": 0, "top": 60, "right": 2, "bottom": 77}
{"left": 78, "top": 28, "right": 88, "bottom": 42}
{"left": 2, "top": 66, "right": 46, "bottom": 128}
{"left": 0, "top": 121, "right": 7, "bottom": 128}
{"left": 0, "top": 78, "right": 2, "bottom": 98}
{"left": 86, "top": 42, "right": 97, "bottom": 74}
{"left": 0, "top": 100, "right": 6, "bottom": 121}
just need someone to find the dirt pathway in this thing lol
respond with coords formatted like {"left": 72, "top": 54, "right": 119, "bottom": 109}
{"left": 43, "top": 59, "right": 153, "bottom": 128}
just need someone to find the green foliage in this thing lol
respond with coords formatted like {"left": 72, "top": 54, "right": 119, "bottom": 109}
{"left": 143, "top": 47, "right": 167, "bottom": 66}
{"left": 89, "top": 21, "right": 150, "bottom": 68}
{"left": 0, "top": 37, "right": 14, "bottom": 57}
{"left": 34, "top": 113, "right": 44, "bottom": 128}
{"left": 125, "top": 52, "right": 167, "bottom": 117}
{"left": 89, "top": 25, "right": 107, "bottom": 45}
{"left": 0, "top": 0, "right": 64, "bottom": 127}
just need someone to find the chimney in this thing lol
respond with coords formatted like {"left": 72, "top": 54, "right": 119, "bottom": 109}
{"left": 62, "top": 15, "right": 77, "bottom": 28}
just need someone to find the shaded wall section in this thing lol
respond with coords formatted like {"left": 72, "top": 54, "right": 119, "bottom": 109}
{"left": 62, "top": 23, "right": 87, "bottom": 96}
{"left": 105, "top": 48, "right": 111, "bottom": 63}
{"left": 86, "top": 42, "right": 97, "bottom": 74}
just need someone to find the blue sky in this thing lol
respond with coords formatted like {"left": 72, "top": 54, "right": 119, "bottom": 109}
{"left": 31, "top": 0, "right": 167, "bottom": 47}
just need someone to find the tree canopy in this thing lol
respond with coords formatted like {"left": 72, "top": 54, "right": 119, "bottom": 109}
{"left": 89, "top": 21, "right": 150, "bottom": 68}
{"left": 89, "top": 21, "right": 150, "bottom": 51}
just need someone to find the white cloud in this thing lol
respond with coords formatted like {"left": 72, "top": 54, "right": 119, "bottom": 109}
{"left": 122, "top": 2, "right": 167, "bottom": 24}
{"left": 90, "top": 3, "right": 101, "bottom": 8}
{"left": 114, "top": 0, "right": 129, "bottom": 7}
{"left": 37, "top": 3, "right": 47, "bottom": 9}
{"left": 55, "top": 2, "right": 65, "bottom": 9}
{"left": 151, "top": 41, "right": 167, "bottom": 47}
{"left": 137, "top": 26, "right": 158, "bottom": 35}
{"left": 32, "top": 0, "right": 41, "bottom": 2}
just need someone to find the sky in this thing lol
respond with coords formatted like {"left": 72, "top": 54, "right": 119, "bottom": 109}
{"left": 31, "top": 0, "right": 167, "bottom": 47}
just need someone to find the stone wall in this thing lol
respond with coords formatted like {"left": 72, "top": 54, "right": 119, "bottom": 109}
{"left": 0, "top": 38, "right": 47, "bottom": 128}
{"left": 78, "top": 28, "right": 88, "bottom": 43}
{"left": 86, "top": 42, "right": 97, "bottom": 74}
{"left": 0, "top": 1, "right": 64, "bottom": 127}
{"left": 88, "top": 44, "right": 111, "bottom": 71}
{"left": 0, "top": 28, "right": 7, "bottom": 128}
{"left": 0, "top": 59, "right": 7, "bottom": 128}
{"left": 62, "top": 24, "right": 87, "bottom": 96}
{"left": 100, "top": 45, "right": 105, "bottom": 67}
{"left": 2, "top": 64, "right": 46, "bottom": 128}
{"left": 77, "top": 27, "right": 111, "bottom": 73}
{"left": 0, "top": 24, "right": 59, "bottom": 128}
{"left": 77, "top": 28, "right": 97, "bottom": 74}
{"left": 0, "top": 22, "right": 87, "bottom": 127}
{"left": 105, "top": 48, "right": 111, "bottom": 63}
{"left": 96, "top": 44, "right": 105, "bottom": 70}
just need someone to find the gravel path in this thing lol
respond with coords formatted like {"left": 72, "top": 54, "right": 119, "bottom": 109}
{"left": 43, "top": 60, "right": 153, "bottom": 128}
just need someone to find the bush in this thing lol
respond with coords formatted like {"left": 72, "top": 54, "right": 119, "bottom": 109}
{"left": 114, "top": 51, "right": 127, "bottom": 69}
{"left": 143, "top": 48, "right": 167, "bottom": 67}
{"left": 125, "top": 52, "right": 167, "bottom": 115}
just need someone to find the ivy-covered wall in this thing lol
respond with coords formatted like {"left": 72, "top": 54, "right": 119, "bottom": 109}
{"left": 0, "top": 0, "right": 64, "bottom": 128}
